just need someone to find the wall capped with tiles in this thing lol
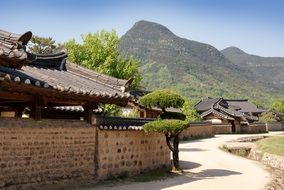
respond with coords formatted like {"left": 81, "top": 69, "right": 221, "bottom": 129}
{"left": 0, "top": 118, "right": 171, "bottom": 188}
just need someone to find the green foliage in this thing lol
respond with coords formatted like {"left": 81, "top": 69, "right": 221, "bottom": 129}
{"left": 271, "top": 100, "right": 284, "bottom": 115}
{"left": 64, "top": 30, "right": 142, "bottom": 88}
{"left": 160, "top": 112, "right": 186, "bottom": 120}
{"left": 29, "top": 35, "right": 59, "bottom": 54}
{"left": 100, "top": 104, "right": 122, "bottom": 116}
{"left": 182, "top": 99, "right": 201, "bottom": 122}
{"left": 140, "top": 89, "right": 185, "bottom": 109}
{"left": 143, "top": 119, "right": 188, "bottom": 134}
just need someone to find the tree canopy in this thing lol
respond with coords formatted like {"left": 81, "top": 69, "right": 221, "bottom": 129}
{"left": 144, "top": 119, "right": 188, "bottom": 134}
{"left": 64, "top": 30, "right": 142, "bottom": 89}
{"left": 140, "top": 89, "right": 185, "bottom": 110}
{"left": 28, "top": 36, "right": 58, "bottom": 54}
{"left": 182, "top": 99, "right": 200, "bottom": 121}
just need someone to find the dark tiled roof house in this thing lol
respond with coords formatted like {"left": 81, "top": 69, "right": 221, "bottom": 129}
{"left": 0, "top": 29, "right": 133, "bottom": 121}
{"left": 195, "top": 97, "right": 265, "bottom": 132}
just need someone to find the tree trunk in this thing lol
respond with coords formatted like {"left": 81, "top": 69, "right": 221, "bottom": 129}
{"left": 164, "top": 133, "right": 181, "bottom": 171}
{"left": 172, "top": 135, "right": 180, "bottom": 171}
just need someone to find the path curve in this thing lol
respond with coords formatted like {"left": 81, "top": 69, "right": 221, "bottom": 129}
{"left": 80, "top": 134, "right": 271, "bottom": 190}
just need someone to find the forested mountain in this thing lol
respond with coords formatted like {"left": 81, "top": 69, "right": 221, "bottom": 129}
{"left": 119, "top": 20, "right": 283, "bottom": 103}
{"left": 221, "top": 47, "right": 284, "bottom": 90}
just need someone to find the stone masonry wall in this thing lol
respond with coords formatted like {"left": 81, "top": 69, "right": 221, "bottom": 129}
{"left": 267, "top": 122, "right": 284, "bottom": 131}
{"left": 0, "top": 118, "right": 171, "bottom": 188}
{"left": 0, "top": 118, "right": 96, "bottom": 188}
{"left": 180, "top": 122, "right": 213, "bottom": 140}
{"left": 212, "top": 124, "right": 232, "bottom": 134}
{"left": 96, "top": 130, "right": 171, "bottom": 179}
{"left": 240, "top": 123, "right": 267, "bottom": 134}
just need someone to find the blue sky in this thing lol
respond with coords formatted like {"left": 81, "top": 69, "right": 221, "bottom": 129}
{"left": 1, "top": 0, "right": 283, "bottom": 56}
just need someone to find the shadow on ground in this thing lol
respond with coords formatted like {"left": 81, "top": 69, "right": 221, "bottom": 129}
{"left": 71, "top": 161, "right": 242, "bottom": 190}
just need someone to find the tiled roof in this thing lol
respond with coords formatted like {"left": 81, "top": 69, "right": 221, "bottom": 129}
{"left": 44, "top": 106, "right": 103, "bottom": 113}
{"left": 197, "top": 97, "right": 263, "bottom": 121}
{"left": 29, "top": 50, "right": 68, "bottom": 70}
{"left": 195, "top": 98, "right": 222, "bottom": 112}
{"left": 0, "top": 28, "right": 133, "bottom": 106}
{"left": 0, "top": 62, "right": 131, "bottom": 104}
{"left": 224, "top": 99, "right": 265, "bottom": 113}
{"left": 200, "top": 108, "right": 235, "bottom": 120}
{"left": 66, "top": 62, "right": 132, "bottom": 92}
{"left": 94, "top": 115, "right": 154, "bottom": 131}
{"left": 0, "top": 29, "right": 32, "bottom": 69}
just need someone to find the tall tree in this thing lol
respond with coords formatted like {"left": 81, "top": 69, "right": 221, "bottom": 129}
{"left": 64, "top": 30, "right": 142, "bottom": 89}
{"left": 28, "top": 36, "right": 58, "bottom": 54}
{"left": 140, "top": 89, "right": 188, "bottom": 171}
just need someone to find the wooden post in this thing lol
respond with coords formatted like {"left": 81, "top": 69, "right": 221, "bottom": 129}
{"left": 33, "top": 95, "right": 46, "bottom": 121}
{"left": 83, "top": 102, "right": 98, "bottom": 124}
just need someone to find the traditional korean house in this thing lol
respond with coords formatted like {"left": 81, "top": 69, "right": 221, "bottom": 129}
{"left": 0, "top": 29, "right": 172, "bottom": 189}
{"left": 195, "top": 98, "right": 265, "bottom": 132}
{"left": 0, "top": 29, "right": 132, "bottom": 122}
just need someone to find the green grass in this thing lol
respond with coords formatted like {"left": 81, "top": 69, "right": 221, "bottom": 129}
{"left": 256, "top": 136, "right": 284, "bottom": 156}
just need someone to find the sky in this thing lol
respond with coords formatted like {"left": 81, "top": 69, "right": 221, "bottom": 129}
{"left": 1, "top": 0, "right": 283, "bottom": 57}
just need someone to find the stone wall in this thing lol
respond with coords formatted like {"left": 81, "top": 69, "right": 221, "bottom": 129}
{"left": 0, "top": 118, "right": 171, "bottom": 188}
{"left": 212, "top": 124, "right": 232, "bottom": 134}
{"left": 0, "top": 118, "right": 96, "bottom": 188}
{"left": 249, "top": 148, "right": 284, "bottom": 170}
{"left": 96, "top": 130, "right": 170, "bottom": 179}
{"left": 240, "top": 123, "right": 267, "bottom": 134}
{"left": 180, "top": 122, "right": 213, "bottom": 140}
{"left": 267, "top": 122, "right": 284, "bottom": 131}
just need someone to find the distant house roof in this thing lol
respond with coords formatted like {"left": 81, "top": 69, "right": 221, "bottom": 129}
{"left": 0, "top": 29, "right": 132, "bottom": 106}
{"left": 195, "top": 98, "right": 223, "bottom": 112}
{"left": 224, "top": 99, "right": 265, "bottom": 114}
{"left": 195, "top": 97, "right": 265, "bottom": 122}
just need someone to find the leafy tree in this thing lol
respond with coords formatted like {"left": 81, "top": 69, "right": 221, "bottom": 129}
{"left": 272, "top": 100, "right": 284, "bottom": 115}
{"left": 182, "top": 99, "right": 201, "bottom": 121}
{"left": 141, "top": 89, "right": 188, "bottom": 171}
{"left": 28, "top": 35, "right": 59, "bottom": 54}
{"left": 64, "top": 30, "right": 142, "bottom": 89}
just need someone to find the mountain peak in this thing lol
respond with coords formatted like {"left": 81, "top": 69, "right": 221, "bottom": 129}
{"left": 221, "top": 46, "right": 246, "bottom": 55}
{"left": 126, "top": 20, "right": 175, "bottom": 38}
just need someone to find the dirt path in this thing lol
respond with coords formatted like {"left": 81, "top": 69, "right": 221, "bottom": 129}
{"left": 78, "top": 134, "right": 273, "bottom": 190}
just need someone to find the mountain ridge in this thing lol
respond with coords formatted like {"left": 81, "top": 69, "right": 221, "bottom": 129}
{"left": 221, "top": 46, "right": 284, "bottom": 89}
{"left": 119, "top": 20, "right": 283, "bottom": 103}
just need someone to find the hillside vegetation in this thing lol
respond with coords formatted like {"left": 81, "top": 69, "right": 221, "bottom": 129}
{"left": 119, "top": 20, "right": 284, "bottom": 105}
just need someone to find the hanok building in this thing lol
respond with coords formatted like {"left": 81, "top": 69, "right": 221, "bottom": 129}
{"left": 0, "top": 29, "right": 172, "bottom": 189}
{"left": 0, "top": 29, "right": 132, "bottom": 121}
{"left": 195, "top": 98, "right": 265, "bottom": 132}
